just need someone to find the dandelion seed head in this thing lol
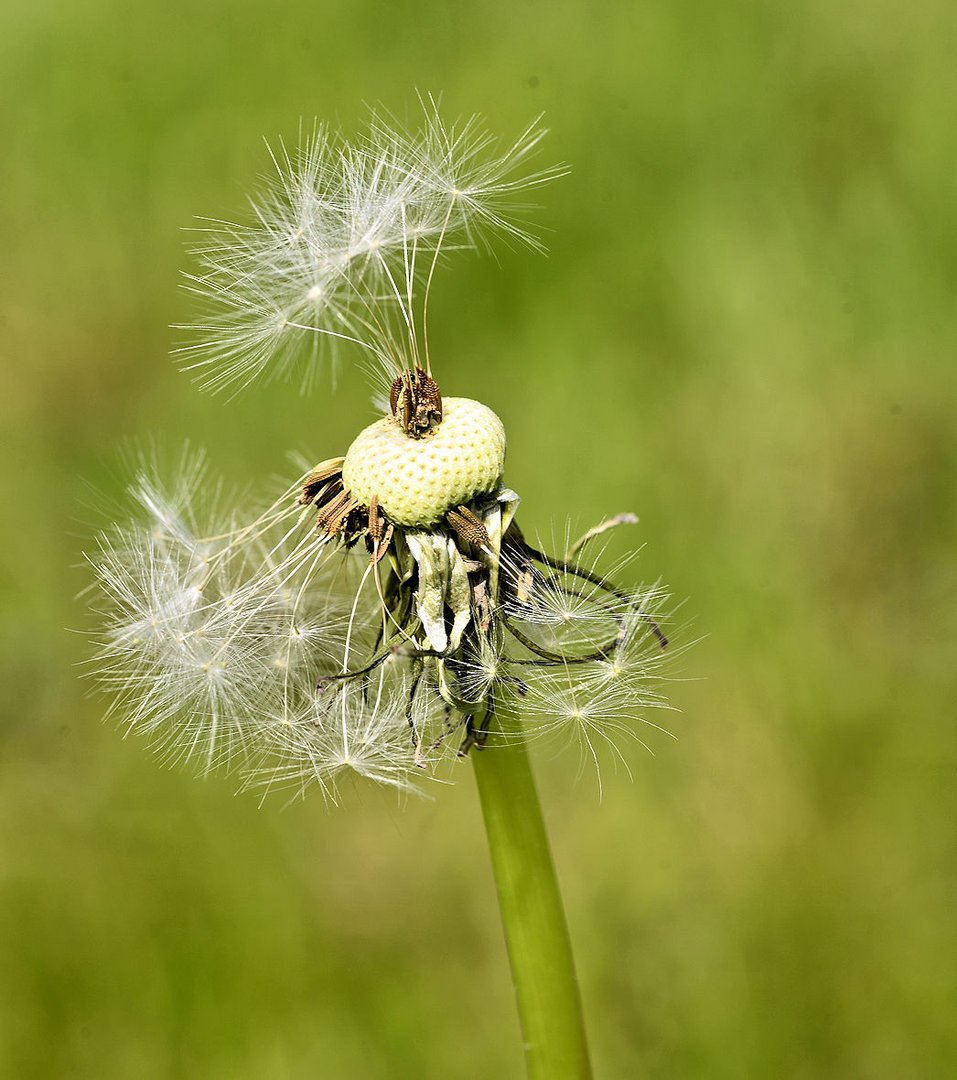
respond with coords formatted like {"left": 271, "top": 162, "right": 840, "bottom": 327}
{"left": 88, "top": 110, "right": 681, "bottom": 806}
{"left": 90, "top": 446, "right": 676, "bottom": 799}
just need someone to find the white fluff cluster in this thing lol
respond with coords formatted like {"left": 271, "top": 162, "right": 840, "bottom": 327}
{"left": 177, "top": 103, "right": 564, "bottom": 395}
{"left": 87, "top": 455, "right": 446, "bottom": 798}
{"left": 497, "top": 545, "right": 677, "bottom": 780}
{"left": 87, "top": 455, "right": 676, "bottom": 800}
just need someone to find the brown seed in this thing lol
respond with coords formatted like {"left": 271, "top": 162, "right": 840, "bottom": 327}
{"left": 299, "top": 458, "right": 345, "bottom": 505}
{"left": 446, "top": 505, "right": 490, "bottom": 548}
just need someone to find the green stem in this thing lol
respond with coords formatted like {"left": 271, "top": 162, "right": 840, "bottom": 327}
{"left": 471, "top": 704, "right": 592, "bottom": 1080}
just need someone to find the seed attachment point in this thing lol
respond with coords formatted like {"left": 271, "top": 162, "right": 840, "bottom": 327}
{"left": 390, "top": 366, "right": 443, "bottom": 437}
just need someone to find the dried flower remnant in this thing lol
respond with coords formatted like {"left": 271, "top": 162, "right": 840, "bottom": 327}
{"left": 89, "top": 104, "right": 673, "bottom": 801}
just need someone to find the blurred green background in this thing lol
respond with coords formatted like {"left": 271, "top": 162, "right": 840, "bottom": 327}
{"left": 2, "top": 0, "right": 955, "bottom": 1076}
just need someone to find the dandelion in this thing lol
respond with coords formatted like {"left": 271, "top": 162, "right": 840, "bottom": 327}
{"left": 88, "top": 101, "right": 680, "bottom": 1079}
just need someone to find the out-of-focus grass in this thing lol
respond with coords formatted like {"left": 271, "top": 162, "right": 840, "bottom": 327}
{"left": 1, "top": 1, "right": 955, "bottom": 1076}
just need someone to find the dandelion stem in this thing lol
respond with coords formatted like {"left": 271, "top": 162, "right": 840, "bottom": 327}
{"left": 472, "top": 703, "right": 592, "bottom": 1080}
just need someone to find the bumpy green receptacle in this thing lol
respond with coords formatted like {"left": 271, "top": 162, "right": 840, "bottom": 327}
{"left": 342, "top": 397, "right": 506, "bottom": 526}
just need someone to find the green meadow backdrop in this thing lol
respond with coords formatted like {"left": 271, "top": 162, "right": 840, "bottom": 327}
{"left": 1, "top": 1, "right": 955, "bottom": 1076}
